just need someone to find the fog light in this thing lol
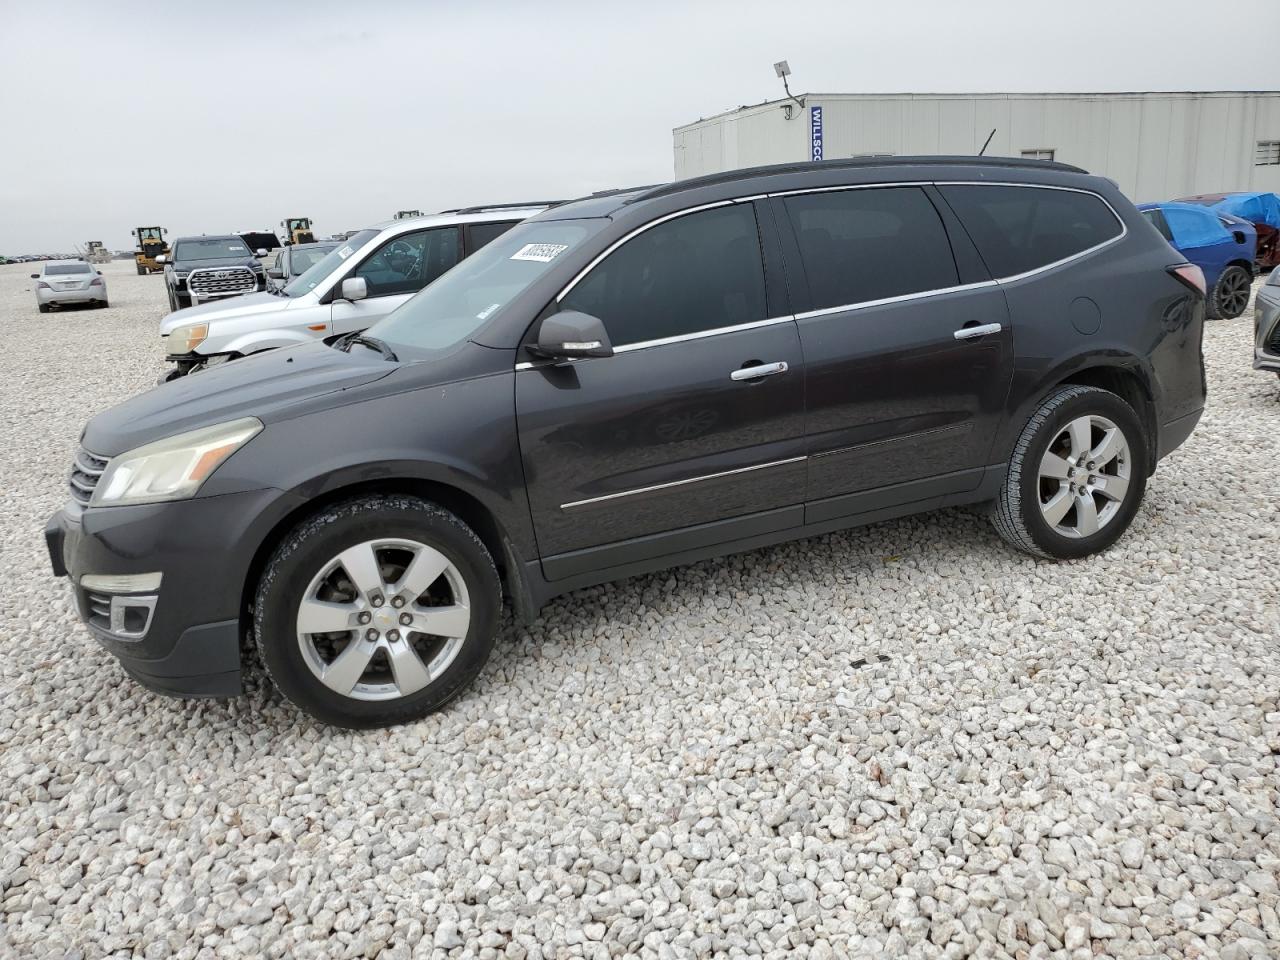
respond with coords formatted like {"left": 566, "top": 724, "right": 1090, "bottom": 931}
{"left": 81, "top": 572, "right": 163, "bottom": 593}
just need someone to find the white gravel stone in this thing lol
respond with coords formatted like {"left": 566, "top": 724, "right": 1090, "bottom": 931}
{"left": 1, "top": 262, "right": 1278, "bottom": 959}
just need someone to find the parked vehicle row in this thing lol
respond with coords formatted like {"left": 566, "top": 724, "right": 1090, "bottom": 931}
{"left": 47, "top": 156, "right": 1209, "bottom": 727}
{"left": 159, "top": 205, "right": 544, "bottom": 378}
{"left": 1138, "top": 202, "right": 1256, "bottom": 319}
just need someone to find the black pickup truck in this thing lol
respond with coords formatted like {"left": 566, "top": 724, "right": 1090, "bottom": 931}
{"left": 162, "top": 235, "right": 267, "bottom": 312}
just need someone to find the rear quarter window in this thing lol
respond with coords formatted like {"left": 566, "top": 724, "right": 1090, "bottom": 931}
{"left": 939, "top": 185, "right": 1122, "bottom": 278}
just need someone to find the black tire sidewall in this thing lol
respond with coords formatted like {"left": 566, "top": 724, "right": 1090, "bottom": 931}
{"left": 255, "top": 499, "right": 501, "bottom": 728}
{"left": 1017, "top": 390, "right": 1148, "bottom": 560}
{"left": 1210, "top": 266, "right": 1250, "bottom": 320}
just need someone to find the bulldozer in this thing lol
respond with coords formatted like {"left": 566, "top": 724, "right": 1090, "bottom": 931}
{"left": 84, "top": 241, "right": 112, "bottom": 264}
{"left": 281, "top": 217, "right": 315, "bottom": 245}
{"left": 131, "top": 226, "right": 169, "bottom": 274}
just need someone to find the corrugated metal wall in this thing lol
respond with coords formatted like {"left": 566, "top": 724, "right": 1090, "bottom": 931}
{"left": 674, "top": 93, "right": 1280, "bottom": 201}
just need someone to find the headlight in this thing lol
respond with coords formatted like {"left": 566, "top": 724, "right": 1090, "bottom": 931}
{"left": 91, "top": 418, "right": 263, "bottom": 507}
{"left": 168, "top": 322, "right": 208, "bottom": 354}
{"left": 1267, "top": 266, "right": 1280, "bottom": 287}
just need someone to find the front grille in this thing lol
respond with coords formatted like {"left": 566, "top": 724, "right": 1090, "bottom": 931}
{"left": 1267, "top": 317, "right": 1280, "bottom": 354}
{"left": 69, "top": 447, "right": 109, "bottom": 506}
{"left": 187, "top": 266, "right": 256, "bottom": 300}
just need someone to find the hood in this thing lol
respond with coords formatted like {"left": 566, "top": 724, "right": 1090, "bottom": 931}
{"left": 173, "top": 256, "right": 262, "bottom": 272}
{"left": 83, "top": 341, "right": 395, "bottom": 456}
{"left": 160, "top": 291, "right": 295, "bottom": 333}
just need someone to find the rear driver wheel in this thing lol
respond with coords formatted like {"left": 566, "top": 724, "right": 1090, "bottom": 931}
{"left": 1208, "top": 265, "right": 1252, "bottom": 320}
{"left": 992, "top": 385, "right": 1148, "bottom": 559}
{"left": 254, "top": 495, "right": 501, "bottom": 727}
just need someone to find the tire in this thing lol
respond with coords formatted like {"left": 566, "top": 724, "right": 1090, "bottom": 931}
{"left": 992, "top": 384, "right": 1148, "bottom": 560}
{"left": 136, "top": 263, "right": 145, "bottom": 276}
{"left": 1207, "top": 265, "right": 1252, "bottom": 320}
{"left": 38, "top": 303, "right": 50, "bottom": 314}
{"left": 98, "top": 299, "right": 109, "bottom": 309}
{"left": 254, "top": 495, "right": 502, "bottom": 728}
{"left": 166, "top": 287, "right": 177, "bottom": 313}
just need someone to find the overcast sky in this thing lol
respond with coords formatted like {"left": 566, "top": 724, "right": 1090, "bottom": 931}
{"left": 1, "top": 0, "right": 1277, "bottom": 251}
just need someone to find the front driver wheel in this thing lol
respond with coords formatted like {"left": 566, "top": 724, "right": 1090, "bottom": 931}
{"left": 254, "top": 495, "right": 501, "bottom": 727}
{"left": 992, "top": 384, "right": 1148, "bottom": 560}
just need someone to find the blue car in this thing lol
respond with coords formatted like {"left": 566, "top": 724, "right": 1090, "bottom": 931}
{"left": 1138, "top": 201, "right": 1256, "bottom": 319}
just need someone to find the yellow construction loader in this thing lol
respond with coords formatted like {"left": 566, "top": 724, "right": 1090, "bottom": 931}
{"left": 281, "top": 218, "right": 315, "bottom": 245}
{"left": 131, "top": 226, "right": 169, "bottom": 275}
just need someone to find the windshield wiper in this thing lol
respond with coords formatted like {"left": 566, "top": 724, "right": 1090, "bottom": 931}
{"left": 343, "top": 333, "right": 398, "bottom": 362}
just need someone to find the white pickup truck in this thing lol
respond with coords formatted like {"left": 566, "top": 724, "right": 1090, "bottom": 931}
{"left": 159, "top": 204, "right": 550, "bottom": 378}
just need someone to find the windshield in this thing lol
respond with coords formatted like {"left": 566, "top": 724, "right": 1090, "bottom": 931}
{"left": 288, "top": 243, "right": 338, "bottom": 275}
{"left": 366, "top": 218, "right": 604, "bottom": 357}
{"left": 176, "top": 238, "right": 251, "bottom": 261}
{"left": 138, "top": 228, "right": 163, "bottom": 240}
{"left": 46, "top": 263, "right": 93, "bottom": 275}
{"left": 283, "top": 229, "right": 378, "bottom": 297}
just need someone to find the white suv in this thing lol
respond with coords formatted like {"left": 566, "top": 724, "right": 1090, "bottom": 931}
{"left": 159, "top": 205, "right": 551, "bottom": 377}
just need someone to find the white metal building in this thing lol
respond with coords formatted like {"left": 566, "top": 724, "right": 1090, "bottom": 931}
{"left": 673, "top": 92, "right": 1280, "bottom": 202}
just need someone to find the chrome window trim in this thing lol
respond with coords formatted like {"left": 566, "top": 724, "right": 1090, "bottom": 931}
{"left": 561, "top": 456, "right": 806, "bottom": 510}
{"left": 793, "top": 281, "right": 998, "bottom": 321}
{"left": 764, "top": 180, "right": 932, "bottom": 198}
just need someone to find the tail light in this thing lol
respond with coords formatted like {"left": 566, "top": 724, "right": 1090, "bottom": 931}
{"left": 1168, "top": 263, "right": 1206, "bottom": 297}
{"left": 37, "top": 281, "right": 51, "bottom": 289}
{"left": 90, "top": 277, "right": 103, "bottom": 286}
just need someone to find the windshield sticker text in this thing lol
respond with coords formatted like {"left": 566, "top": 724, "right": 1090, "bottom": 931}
{"left": 337, "top": 246, "right": 354, "bottom": 260}
{"left": 511, "top": 243, "right": 568, "bottom": 263}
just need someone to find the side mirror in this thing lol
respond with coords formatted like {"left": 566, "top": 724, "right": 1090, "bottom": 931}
{"left": 267, "top": 267, "right": 285, "bottom": 279}
{"left": 340, "top": 276, "right": 368, "bottom": 302}
{"left": 256, "top": 248, "right": 268, "bottom": 257}
{"left": 30, "top": 273, "right": 39, "bottom": 279}
{"left": 533, "top": 310, "right": 614, "bottom": 359}
{"left": 96, "top": 271, "right": 103, "bottom": 276}
{"left": 155, "top": 255, "right": 167, "bottom": 264}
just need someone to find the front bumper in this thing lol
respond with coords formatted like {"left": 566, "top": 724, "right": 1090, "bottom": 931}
{"left": 45, "top": 487, "right": 303, "bottom": 698}
{"left": 1254, "top": 288, "right": 1280, "bottom": 372}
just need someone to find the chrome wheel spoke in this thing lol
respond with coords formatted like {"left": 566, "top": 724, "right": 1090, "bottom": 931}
{"left": 1075, "top": 493, "right": 1101, "bottom": 536}
{"left": 1089, "top": 427, "right": 1124, "bottom": 469}
{"left": 1066, "top": 417, "right": 1093, "bottom": 459}
{"left": 297, "top": 598, "right": 357, "bottom": 635}
{"left": 336, "top": 542, "right": 385, "bottom": 598}
{"left": 321, "top": 638, "right": 377, "bottom": 695}
{"left": 386, "top": 641, "right": 433, "bottom": 695}
{"left": 412, "top": 603, "right": 471, "bottom": 639}
{"left": 396, "top": 545, "right": 451, "bottom": 601}
{"left": 1040, "top": 451, "right": 1072, "bottom": 481}
{"left": 1041, "top": 486, "right": 1073, "bottom": 526}
{"left": 1094, "top": 473, "right": 1129, "bottom": 503}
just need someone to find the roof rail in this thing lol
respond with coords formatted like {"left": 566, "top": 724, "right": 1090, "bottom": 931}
{"left": 624, "top": 155, "right": 1089, "bottom": 205}
{"left": 437, "top": 200, "right": 565, "bottom": 215}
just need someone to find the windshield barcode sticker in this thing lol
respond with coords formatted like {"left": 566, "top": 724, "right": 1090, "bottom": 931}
{"left": 511, "top": 243, "right": 568, "bottom": 263}
{"left": 476, "top": 303, "right": 501, "bottom": 320}
{"left": 337, "top": 245, "right": 354, "bottom": 260}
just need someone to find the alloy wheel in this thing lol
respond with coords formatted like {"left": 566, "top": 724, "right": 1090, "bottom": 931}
{"left": 1037, "top": 415, "right": 1132, "bottom": 539}
{"left": 1219, "top": 269, "right": 1252, "bottom": 318}
{"left": 295, "top": 538, "right": 471, "bottom": 701}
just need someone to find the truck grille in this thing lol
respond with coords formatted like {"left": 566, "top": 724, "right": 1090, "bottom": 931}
{"left": 69, "top": 448, "right": 109, "bottom": 506}
{"left": 187, "top": 266, "right": 256, "bottom": 300}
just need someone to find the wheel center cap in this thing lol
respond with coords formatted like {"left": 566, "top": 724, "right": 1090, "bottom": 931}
{"left": 374, "top": 608, "right": 397, "bottom": 629}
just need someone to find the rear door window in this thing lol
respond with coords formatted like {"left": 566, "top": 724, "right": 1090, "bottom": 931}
{"left": 939, "top": 184, "right": 1122, "bottom": 278}
{"left": 468, "top": 220, "right": 517, "bottom": 252}
{"left": 781, "top": 187, "right": 958, "bottom": 310}
{"left": 560, "top": 203, "right": 766, "bottom": 347}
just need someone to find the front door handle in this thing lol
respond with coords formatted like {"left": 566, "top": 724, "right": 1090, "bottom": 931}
{"left": 953, "top": 322, "right": 1003, "bottom": 341}
{"left": 730, "top": 360, "right": 789, "bottom": 381}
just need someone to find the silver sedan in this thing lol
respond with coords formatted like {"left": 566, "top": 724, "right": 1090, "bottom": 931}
{"left": 33, "top": 260, "right": 108, "bottom": 312}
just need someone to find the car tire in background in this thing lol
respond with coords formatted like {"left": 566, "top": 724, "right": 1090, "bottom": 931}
{"left": 1207, "top": 265, "right": 1253, "bottom": 320}
{"left": 254, "top": 495, "right": 502, "bottom": 728}
{"left": 38, "top": 304, "right": 50, "bottom": 314}
{"left": 135, "top": 263, "right": 145, "bottom": 276}
{"left": 992, "top": 384, "right": 1148, "bottom": 561}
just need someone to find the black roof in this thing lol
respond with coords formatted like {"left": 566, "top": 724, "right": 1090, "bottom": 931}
{"left": 624, "top": 155, "right": 1087, "bottom": 205}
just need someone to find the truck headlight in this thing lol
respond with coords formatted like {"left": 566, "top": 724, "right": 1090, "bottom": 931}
{"left": 168, "top": 322, "right": 208, "bottom": 354}
{"left": 91, "top": 418, "right": 263, "bottom": 507}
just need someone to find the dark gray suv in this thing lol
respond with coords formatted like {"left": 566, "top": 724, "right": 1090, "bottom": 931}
{"left": 46, "top": 157, "right": 1207, "bottom": 727}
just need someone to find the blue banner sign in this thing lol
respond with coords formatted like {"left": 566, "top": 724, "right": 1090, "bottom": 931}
{"left": 810, "top": 105, "right": 823, "bottom": 161}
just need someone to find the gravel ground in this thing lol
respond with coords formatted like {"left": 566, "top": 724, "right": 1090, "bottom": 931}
{"left": 1, "top": 259, "right": 1278, "bottom": 959}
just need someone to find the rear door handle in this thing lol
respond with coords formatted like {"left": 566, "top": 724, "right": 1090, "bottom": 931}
{"left": 730, "top": 360, "right": 788, "bottom": 381}
{"left": 953, "top": 322, "right": 1003, "bottom": 340}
